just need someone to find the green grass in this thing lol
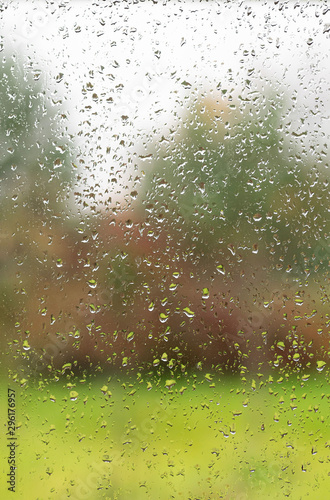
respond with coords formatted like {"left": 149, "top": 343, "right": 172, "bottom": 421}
{"left": 1, "top": 372, "right": 329, "bottom": 499}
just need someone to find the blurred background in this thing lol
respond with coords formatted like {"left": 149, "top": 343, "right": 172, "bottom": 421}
{"left": 0, "top": 1, "right": 329, "bottom": 380}
{"left": 1, "top": 3, "right": 330, "bottom": 500}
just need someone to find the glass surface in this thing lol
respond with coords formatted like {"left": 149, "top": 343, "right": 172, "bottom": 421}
{"left": 1, "top": 2, "right": 329, "bottom": 499}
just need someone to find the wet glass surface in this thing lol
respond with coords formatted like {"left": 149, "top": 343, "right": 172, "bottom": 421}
{"left": 1, "top": 2, "right": 329, "bottom": 498}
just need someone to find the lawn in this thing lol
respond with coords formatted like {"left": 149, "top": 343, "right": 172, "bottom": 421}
{"left": 1, "top": 371, "right": 329, "bottom": 499}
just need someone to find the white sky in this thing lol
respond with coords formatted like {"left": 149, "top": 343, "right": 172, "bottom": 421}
{"left": 1, "top": 0, "right": 330, "bottom": 210}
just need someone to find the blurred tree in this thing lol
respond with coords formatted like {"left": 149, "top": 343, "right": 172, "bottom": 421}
{"left": 0, "top": 52, "right": 73, "bottom": 215}
{"left": 100, "top": 89, "right": 329, "bottom": 373}
{"left": 0, "top": 52, "right": 74, "bottom": 367}
{"left": 2, "top": 55, "right": 327, "bottom": 377}
{"left": 138, "top": 91, "right": 329, "bottom": 278}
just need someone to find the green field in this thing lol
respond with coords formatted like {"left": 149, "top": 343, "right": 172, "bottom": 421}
{"left": 1, "top": 372, "right": 329, "bottom": 499}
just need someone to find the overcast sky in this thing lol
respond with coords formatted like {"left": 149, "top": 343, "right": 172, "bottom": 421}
{"left": 2, "top": 1, "right": 330, "bottom": 208}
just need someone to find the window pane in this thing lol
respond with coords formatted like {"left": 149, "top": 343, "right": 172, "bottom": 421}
{"left": 1, "top": 2, "right": 329, "bottom": 499}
